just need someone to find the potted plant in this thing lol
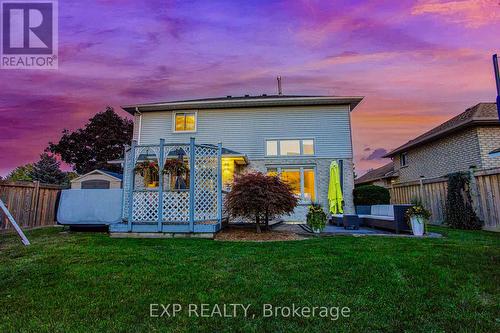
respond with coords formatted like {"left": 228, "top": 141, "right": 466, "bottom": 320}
{"left": 134, "top": 160, "right": 159, "bottom": 187}
{"left": 306, "top": 203, "right": 327, "bottom": 234}
{"left": 163, "top": 159, "right": 189, "bottom": 190}
{"left": 406, "top": 199, "right": 431, "bottom": 236}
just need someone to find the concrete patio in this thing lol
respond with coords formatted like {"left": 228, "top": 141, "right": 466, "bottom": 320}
{"left": 274, "top": 223, "right": 442, "bottom": 237}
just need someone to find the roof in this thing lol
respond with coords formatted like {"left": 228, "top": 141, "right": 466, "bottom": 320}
{"left": 355, "top": 162, "right": 398, "bottom": 185}
{"left": 385, "top": 103, "right": 499, "bottom": 157}
{"left": 122, "top": 94, "right": 364, "bottom": 115}
{"left": 71, "top": 169, "right": 123, "bottom": 183}
{"left": 98, "top": 170, "right": 123, "bottom": 180}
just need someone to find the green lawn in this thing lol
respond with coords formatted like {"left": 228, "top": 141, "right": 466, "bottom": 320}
{"left": 0, "top": 227, "right": 498, "bottom": 332}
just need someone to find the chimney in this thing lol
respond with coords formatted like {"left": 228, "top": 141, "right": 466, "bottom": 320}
{"left": 277, "top": 76, "right": 283, "bottom": 95}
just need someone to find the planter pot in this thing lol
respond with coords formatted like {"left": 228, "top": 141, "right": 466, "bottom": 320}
{"left": 410, "top": 216, "right": 425, "bottom": 236}
{"left": 312, "top": 228, "right": 322, "bottom": 234}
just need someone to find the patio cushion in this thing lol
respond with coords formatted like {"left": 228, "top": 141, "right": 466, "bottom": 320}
{"left": 371, "top": 205, "right": 394, "bottom": 217}
{"left": 360, "top": 215, "right": 395, "bottom": 221}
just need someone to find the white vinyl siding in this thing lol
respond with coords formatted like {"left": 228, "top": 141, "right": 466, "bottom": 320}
{"left": 136, "top": 105, "right": 353, "bottom": 159}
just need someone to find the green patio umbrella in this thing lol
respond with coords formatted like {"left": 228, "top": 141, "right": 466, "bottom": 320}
{"left": 328, "top": 161, "right": 343, "bottom": 214}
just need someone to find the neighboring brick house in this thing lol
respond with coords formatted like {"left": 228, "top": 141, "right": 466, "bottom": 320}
{"left": 354, "top": 162, "right": 398, "bottom": 188}
{"left": 384, "top": 103, "right": 500, "bottom": 183}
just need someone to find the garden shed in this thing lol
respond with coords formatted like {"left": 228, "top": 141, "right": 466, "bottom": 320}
{"left": 70, "top": 170, "right": 123, "bottom": 189}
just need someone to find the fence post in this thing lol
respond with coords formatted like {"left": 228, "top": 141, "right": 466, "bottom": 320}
{"left": 29, "top": 181, "right": 40, "bottom": 226}
{"left": 468, "top": 167, "right": 483, "bottom": 221}
{"left": 157, "top": 139, "right": 165, "bottom": 232}
{"left": 217, "top": 142, "right": 222, "bottom": 225}
{"left": 127, "top": 140, "right": 137, "bottom": 232}
{"left": 189, "top": 138, "right": 195, "bottom": 232}
{"left": 419, "top": 177, "right": 425, "bottom": 206}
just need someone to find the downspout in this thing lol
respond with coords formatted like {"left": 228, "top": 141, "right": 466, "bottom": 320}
{"left": 136, "top": 107, "right": 142, "bottom": 145}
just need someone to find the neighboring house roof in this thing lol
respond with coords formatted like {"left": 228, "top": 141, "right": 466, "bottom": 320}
{"left": 122, "top": 94, "right": 364, "bottom": 115}
{"left": 385, "top": 103, "right": 499, "bottom": 157}
{"left": 355, "top": 162, "right": 398, "bottom": 185}
{"left": 71, "top": 169, "right": 123, "bottom": 183}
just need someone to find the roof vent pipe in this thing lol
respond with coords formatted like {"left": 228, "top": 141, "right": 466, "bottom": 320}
{"left": 277, "top": 76, "right": 283, "bottom": 95}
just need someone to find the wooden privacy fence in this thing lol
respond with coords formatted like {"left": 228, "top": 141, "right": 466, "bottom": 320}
{"left": 389, "top": 167, "right": 500, "bottom": 231}
{"left": 0, "top": 181, "right": 65, "bottom": 231}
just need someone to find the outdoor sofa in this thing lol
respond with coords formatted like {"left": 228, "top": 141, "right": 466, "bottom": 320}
{"left": 331, "top": 204, "right": 412, "bottom": 233}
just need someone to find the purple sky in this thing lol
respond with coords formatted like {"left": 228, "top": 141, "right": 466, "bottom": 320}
{"left": 1, "top": 0, "right": 499, "bottom": 176}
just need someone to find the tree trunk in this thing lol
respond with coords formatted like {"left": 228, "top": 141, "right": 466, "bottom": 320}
{"left": 265, "top": 209, "right": 269, "bottom": 231}
{"left": 255, "top": 213, "right": 261, "bottom": 233}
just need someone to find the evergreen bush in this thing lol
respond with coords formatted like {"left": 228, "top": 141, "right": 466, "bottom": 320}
{"left": 445, "top": 172, "right": 482, "bottom": 230}
{"left": 353, "top": 185, "right": 390, "bottom": 206}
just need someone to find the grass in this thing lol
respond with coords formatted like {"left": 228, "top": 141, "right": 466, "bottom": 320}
{"left": 0, "top": 227, "right": 498, "bottom": 332}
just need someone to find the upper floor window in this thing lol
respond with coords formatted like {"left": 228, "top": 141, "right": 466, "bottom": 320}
{"left": 400, "top": 152, "right": 407, "bottom": 167}
{"left": 173, "top": 112, "right": 196, "bottom": 132}
{"left": 265, "top": 139, "right": 315, "bottom": 157}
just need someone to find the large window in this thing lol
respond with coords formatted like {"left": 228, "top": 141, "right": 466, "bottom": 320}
{"left": 173, "top": 112, "right": 196, "bottom": 132}
{"left": 265, "top": 139, "right": 315, "bottom": 156}
{"left": 267, "top": 166, "right": 315, "bottom": 201}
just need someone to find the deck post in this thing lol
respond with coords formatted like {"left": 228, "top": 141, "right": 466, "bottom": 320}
{"left": 127, "top": 140, "right": 137, "bottom": 232}
{"left": 217, "top": 142, "right": 223, "bottom": 225}
{"left": 157, "top": 139, "right": 165, "bottom": 232}
{"left": 189, "top": 137, "right": 195, "bottom": 232}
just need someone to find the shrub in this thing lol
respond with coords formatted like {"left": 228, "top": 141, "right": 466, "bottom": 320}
{"left": 353, "top": 185, "right": 390, "bottom": 206}
{"left": 224, "top": 172, "right": 298, "bottom": 232}
{"left": 445, "top": 172, "right": 482, "bottom": 230}
{"left": 306, "top": 203, "right": 327, "bottom": 232}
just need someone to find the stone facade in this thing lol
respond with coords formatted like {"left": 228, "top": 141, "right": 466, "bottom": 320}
{"left": 247, "top": 157, "right": 355, "bottom": 221}
{"left": 393, "top": 126, "right": 500, "bottom": 183}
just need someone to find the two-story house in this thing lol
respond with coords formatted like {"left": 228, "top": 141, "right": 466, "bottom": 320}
{"left": 111, "top": 95, "right": 362, "bottom": 235}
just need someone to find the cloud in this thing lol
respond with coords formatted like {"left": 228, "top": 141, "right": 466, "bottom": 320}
{"left": 362, "top": 148, "right": 389, "bottom": 161}
{"left": 411, "top": 0, "right": 500, "bottom": 28}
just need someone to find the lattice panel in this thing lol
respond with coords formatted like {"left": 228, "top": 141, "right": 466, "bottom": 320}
{"left": 162, "top": 191, "right": 189, "bottom": 222}
{"left": 194, "top": 145, "right": 218, "bottom": 221}
{"left": 122, "top": 149, "right": 134, "bottom": 219}
{"left": 162, "top": 145, "right": 190, "bottom": 165}
{"left": 134, "top": 145, "right": 160, "bottom": 164}
{"left": 132, "top": 191, "right": 159, "bottom": 222}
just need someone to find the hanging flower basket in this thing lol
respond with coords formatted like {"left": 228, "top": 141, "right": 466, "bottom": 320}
{"left": 163, "top": 159, "right": 189, "bottom": 176}
{"left": 134, "top": 160, "right": 159, "bottom": 186}
{"left": 163, "top": 159, "right": 189, "bottom": 190}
